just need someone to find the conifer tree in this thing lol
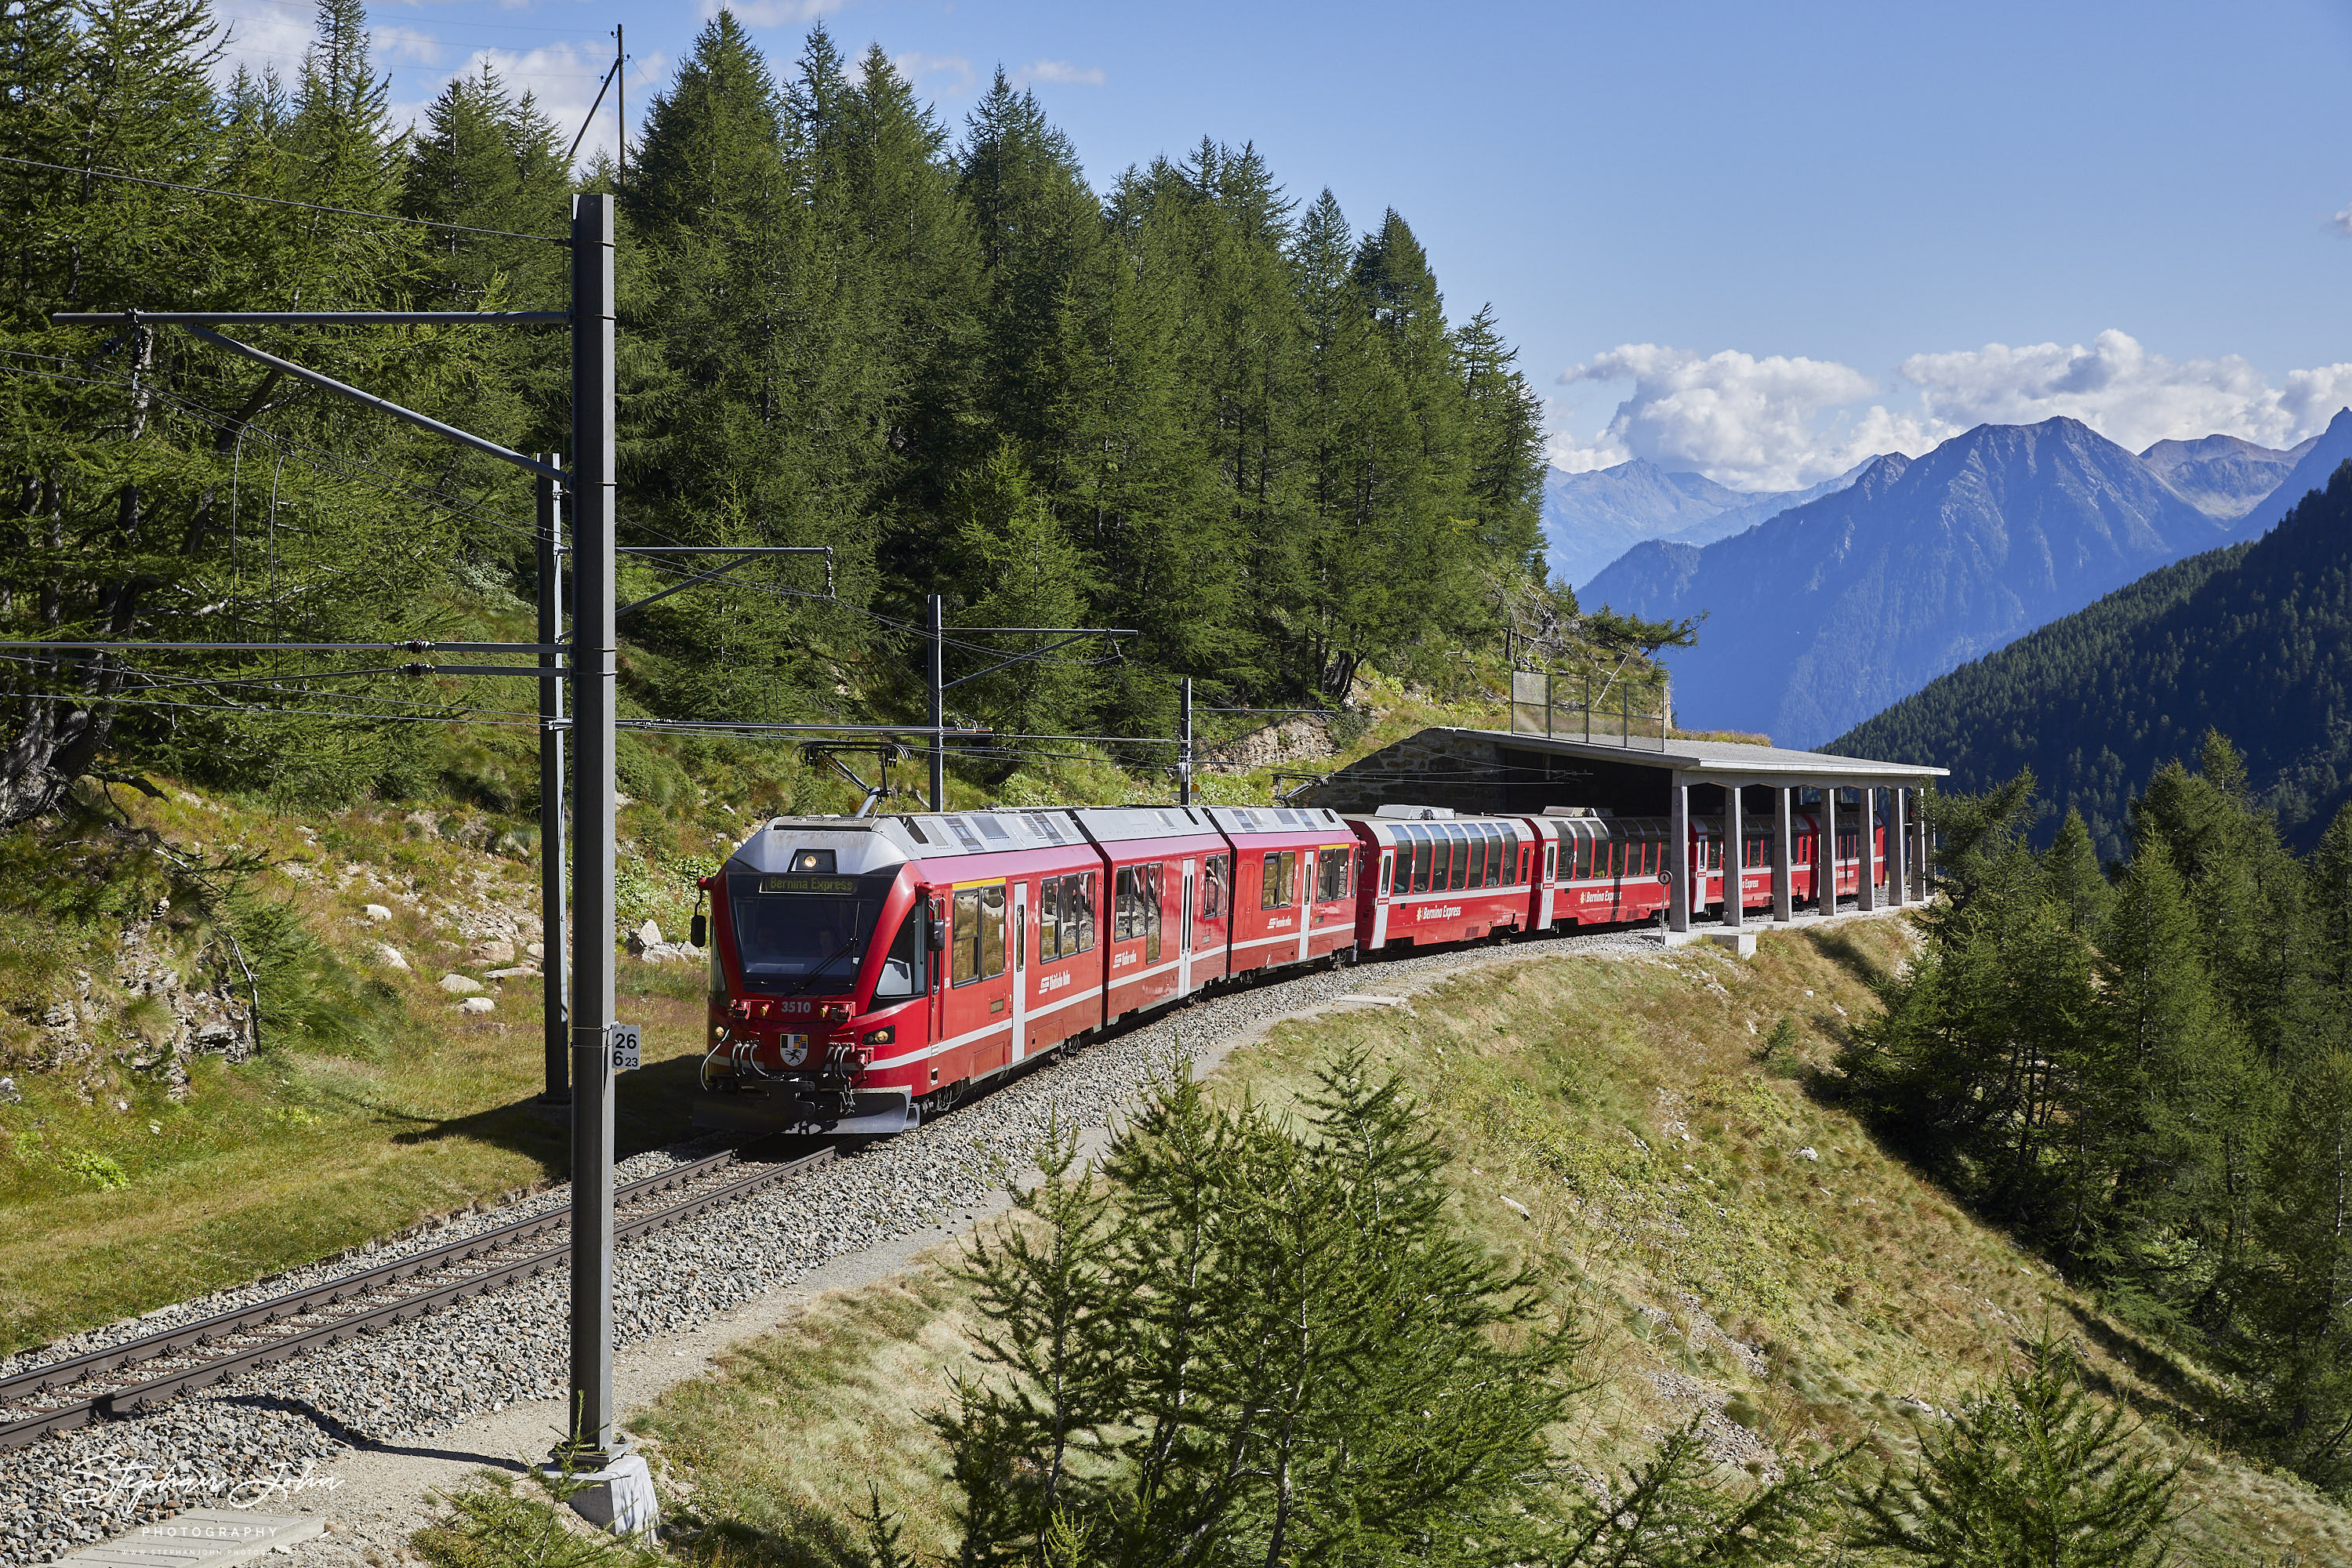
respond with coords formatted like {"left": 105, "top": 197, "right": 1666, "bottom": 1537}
{"left": 2250, "top": 1049, "right": 2352, "bottom": 1484}
{"left": 2042, "top": 806, "right": 2113, "bottom": 937}
{"left": 1846, "top": 1333, "right": 2183, "bottom": 1566}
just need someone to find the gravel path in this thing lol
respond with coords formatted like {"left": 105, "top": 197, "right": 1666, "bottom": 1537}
{"left": 0, "top": 926, "right": 1658, "bottom": 1565}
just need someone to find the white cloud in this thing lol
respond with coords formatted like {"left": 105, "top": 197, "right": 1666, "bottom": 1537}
{"left": 372, "top": 24, "right": 446, "bottom": 69}
{"left": 2333, "top": 201, "right": 2352, "bottom": 238}
{"left": 386, "top": 42, "right": 669, "bottom": 172}
{"left": 209, "top": 4, "right": 316, "bottom": 88}
{"left": 1552, "top": 330, "right": 2352, "bottom": 490}
{"left": 893, "top": 50, "right": 975, "bottom": 97}
{"left": 1898, "top": 330, "right": 2352, "bottom": 453}
{"left": 1555, "top": 344, "right": 1931, "bottom": 490}
{"left": 1013, "top": 58, "right": 1105, "bottom": 86}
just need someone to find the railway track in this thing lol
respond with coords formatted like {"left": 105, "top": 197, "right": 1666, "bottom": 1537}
{"left": 0, "top": 1141, "right": 836, "bottom": 1451}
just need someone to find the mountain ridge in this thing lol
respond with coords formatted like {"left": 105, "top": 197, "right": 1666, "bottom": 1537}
{"left": 1831, "top": 458, "right": 2352, "bottom": 860}
{"left": 1586, "top": 416, "right": 2257, "bottom": 747}
{"left": 1542, "top": 457, "right": 1870, "bottom": 590}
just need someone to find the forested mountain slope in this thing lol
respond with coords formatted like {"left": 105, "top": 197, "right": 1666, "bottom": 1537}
{"left": 1586, "top": 417, "right": 2261, "bottom": 746}
{"left": 0, "top": 2, "right": 1561, "bottom": 826}
{"left": 1833, "top": 461, "right": 2352, "bottom": 861}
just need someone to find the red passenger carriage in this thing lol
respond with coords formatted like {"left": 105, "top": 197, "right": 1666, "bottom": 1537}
{"left": 1203, "top": 806, "right": 1360, "bottom": 973}
{"left": 1345, "top": 805, "right": 1535, "bottom": 950}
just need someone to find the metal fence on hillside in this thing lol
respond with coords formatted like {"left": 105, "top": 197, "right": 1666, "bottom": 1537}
{"left": 1509, "top": 670, "right": 1668, "bottom": 750}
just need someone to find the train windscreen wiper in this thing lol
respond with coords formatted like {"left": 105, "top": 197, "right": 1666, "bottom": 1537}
{"left": 788, "top": 942, "right": 864, "bottom": 996}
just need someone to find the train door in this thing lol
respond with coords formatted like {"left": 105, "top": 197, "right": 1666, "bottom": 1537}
{"left": 1010, "top": 881, "right": 1029, "bottom": 1062}
{"left": 1536, "top": 831, "right": 1558, "bottom": 927}
{"left": 1297, "top": 849, "right": 1312, "bottom": 964}
{"left": 1372, "top": 837, "right": 1393, "bottom": 946}
{"left": 1178, "top": 858, "right": 1196, "bottom": 994}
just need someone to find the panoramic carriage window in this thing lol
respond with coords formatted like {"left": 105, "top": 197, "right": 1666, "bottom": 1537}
{"left": 1572, "top": 837, "right": 1593, "bottom": 880}
{"left": 1389, "top": 840, "right": 1410, "bottom": 894}
{"left": 1410, "top": 833, "right": 1433, "bottom": 893}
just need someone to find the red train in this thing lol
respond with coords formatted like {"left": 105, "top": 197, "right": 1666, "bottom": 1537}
{"left": 694, "top": 801, "right": 1887, "bottom": 1134}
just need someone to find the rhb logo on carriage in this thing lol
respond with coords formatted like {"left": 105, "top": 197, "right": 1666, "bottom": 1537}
{"left": 1038, "top": 971, "right": 1071, "bottom": 994}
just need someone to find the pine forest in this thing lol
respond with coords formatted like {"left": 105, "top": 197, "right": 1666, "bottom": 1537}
{"left": 0, "top": 0, "right": 1556, "bottom": 825}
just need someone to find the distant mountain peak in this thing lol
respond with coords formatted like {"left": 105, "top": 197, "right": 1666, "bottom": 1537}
{"left": 1581, "top": 417, "right": 2233, "bottom": 747}
{"left": 1542, "top": 456, "right": 1880, "bottom": 591}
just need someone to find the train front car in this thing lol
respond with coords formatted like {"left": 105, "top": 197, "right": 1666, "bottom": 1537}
{"left": 697, "top": 816, "right": 935, "bottom": 1136}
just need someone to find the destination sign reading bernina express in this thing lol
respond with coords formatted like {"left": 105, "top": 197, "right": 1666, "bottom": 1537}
{"left": 758, "top": 874, "right": 858, "bottom": 895}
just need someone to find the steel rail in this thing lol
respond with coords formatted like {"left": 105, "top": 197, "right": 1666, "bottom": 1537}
{"left": 0, "top": 1145, "right": 834, "bottom": 1450}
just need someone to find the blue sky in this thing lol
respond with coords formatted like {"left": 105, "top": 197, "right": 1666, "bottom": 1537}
{"left": 217, "top": 0, "right": 2352, "bottom": 490}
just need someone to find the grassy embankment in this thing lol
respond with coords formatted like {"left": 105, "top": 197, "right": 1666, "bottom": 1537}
{"left": 0, "top": 662, "right": 1530, "bottom": 1353}
{"left": 597, "top": 924, "right": 2352, "bottom": 1567}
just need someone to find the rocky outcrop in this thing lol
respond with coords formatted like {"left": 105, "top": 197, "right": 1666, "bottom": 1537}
{"left": 28, "top": 910, "right": 255, "bottom": 1103}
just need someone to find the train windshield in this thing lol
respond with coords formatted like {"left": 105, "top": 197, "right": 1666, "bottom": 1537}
{"left": 726, "top": 871, "right": 902, "bottom": 996}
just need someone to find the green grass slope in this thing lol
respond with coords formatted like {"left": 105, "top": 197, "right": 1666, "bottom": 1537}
{"left": 577, "top": 927, "right": 2351, "bottom": 1566}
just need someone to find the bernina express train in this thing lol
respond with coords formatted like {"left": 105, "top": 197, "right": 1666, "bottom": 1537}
{"left": 694, "top": 801, "right": 1886, "bottom": 1134}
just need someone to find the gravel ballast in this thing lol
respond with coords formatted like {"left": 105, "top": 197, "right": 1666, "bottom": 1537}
{"left": 0, "top": 927, "right": 1657, "bottom": 1564}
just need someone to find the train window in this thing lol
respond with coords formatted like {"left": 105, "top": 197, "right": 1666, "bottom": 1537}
{"left": 1143, "top": 862, "right": 1162, "bottom": 963}
{"left": 1432, "top": 833, "right": 1455, "bottom": 891}
{"left": 1261, "top": 851, "right": 1297, "bottom": 909}
{"left": 1203, "top": 854, "right": 1228, "bottom": 919}
{"left": 1315, "top": 846, "right": 1343, "bottom": 902}
{"left": 1480, "top": 829, "right": 1499, "bottom": 887}
{"left": 978, "top": 884, "right": 1007, "bottom": 979}
{"left": 1407, "top": 838, "right": 1428, "bottom": 893}
{"left": 950, "top": 888, "right": 980, "bottom": 985}
{"left": 1386, "top": 850, "right": 1403, "bottom": 895}
{"left": 873, "top": 909, "right": 924, "bottom": 999}
{"left": 1569, "top": 838, "right": 1588, "bottom": 880}
{"left": 1038, "top": 877, "right": 1061, "bottom": 962}
{"left": 1072, "top": 873, "right": 1095, "bottom": 952}
{"left": 1545, "top": 843, "right": 1556, "bottom": 881}
{"left": 1115, "top": 866, "right": 1143, "bottom": 941}
{"left": 1466, "top": 833, "right": 1487, "bottom": 888}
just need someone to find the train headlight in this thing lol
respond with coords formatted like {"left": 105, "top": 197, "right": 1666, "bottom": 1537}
{"left": 861, "top": 1027, "right": 895, "bottom": 1046}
